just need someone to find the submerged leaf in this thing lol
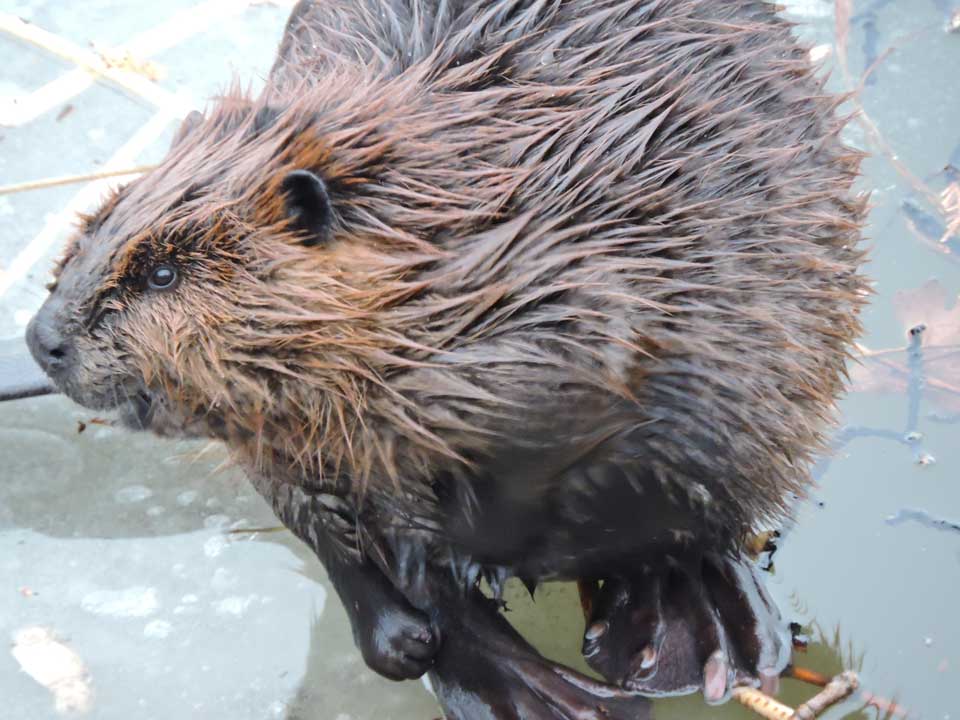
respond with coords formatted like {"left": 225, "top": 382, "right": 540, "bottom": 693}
{"left": 851, "top": 280, "right": 960, "bottom": 411}
{"left": 893, "top": 278, "right": 960, "bottom": 347}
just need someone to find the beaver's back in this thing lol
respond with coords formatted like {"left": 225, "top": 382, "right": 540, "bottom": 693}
{"left": 265, "top": 0, "right": 867, "bottom": 533}
{"left": 96, "top": 1, "right": 865, "bottom": 545}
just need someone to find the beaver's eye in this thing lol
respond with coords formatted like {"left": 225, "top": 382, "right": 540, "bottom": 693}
{"left": 147, "top": 264, "right": 178, "bottom": 291}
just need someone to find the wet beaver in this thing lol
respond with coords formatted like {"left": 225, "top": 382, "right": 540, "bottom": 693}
{"left": 23, "top": 0, "right": 868, "bottom": 717}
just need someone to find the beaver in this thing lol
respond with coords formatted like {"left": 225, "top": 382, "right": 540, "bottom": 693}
{"left": 22, "top": 0, "right": 868, "bottom": 717}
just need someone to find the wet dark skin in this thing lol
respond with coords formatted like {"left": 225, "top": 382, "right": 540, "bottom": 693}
{"left": 244, "top": 387, "right": 785, "bottom": 715}
{"left": 424, "top": 419, "right": 788, "bottom": 700}
{"left": 250, "top": 444, "right": 786, "bottom": 716}
{"left": 257, "top": 477, "right": 656, "bottom": 719}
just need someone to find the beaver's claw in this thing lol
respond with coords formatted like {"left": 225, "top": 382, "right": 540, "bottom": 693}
{"left": 358, "top": 602, "right": 438, "bottom": 680}
{"left": 582, "top": 553, "right": 789, "bottom": 703}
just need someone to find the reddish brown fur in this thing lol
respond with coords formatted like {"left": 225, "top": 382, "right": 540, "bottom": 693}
{"left": 44, "top": 0, "right": 868, "bottom": 543}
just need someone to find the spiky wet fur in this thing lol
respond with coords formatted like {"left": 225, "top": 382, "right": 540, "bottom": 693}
{"left": 49, "top": 0, "right": 867, "bottom": 550}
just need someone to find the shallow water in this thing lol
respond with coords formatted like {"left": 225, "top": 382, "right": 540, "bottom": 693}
{"left": 1, "top": 1, "right": 958, "bottom": 719}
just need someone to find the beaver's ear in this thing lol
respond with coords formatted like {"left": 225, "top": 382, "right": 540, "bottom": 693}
{"left": 170, "top": 110, "right": 203, "bottom": 151}
{"left": 280, "top": 170, "right": 332, "bottom": 246}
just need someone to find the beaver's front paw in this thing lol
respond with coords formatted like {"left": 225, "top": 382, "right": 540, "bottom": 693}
{"left": 582, "top": 553, "right": 789, "bottom": 704}
{"left": 354, "top": 599, "right": 439, "bottom": 680}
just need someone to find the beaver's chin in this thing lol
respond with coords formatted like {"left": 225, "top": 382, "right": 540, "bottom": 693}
{"left": 51, "top": 372, "right": 138, "bottom": 414}
{"left": 49, "top": 367, "right": 229, "bottom": 442}
{"left": 117, "top": 390, "right": 228, "bottom": 441}
{"left": 55, "top": 379, "right": 159, "bottom": 432}
{"left": 54, "top": 379, "right": 190, "bottom": 438}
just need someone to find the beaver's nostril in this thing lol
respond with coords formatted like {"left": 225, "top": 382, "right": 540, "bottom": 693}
{"left": 26, "top": 313, "right": 70, "bottom": 375}
{"left": 37, "top": 331, "right": 66, "bottom": 366}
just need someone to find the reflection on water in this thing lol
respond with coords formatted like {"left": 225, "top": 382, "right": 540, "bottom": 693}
{"left": 2, "top": 0, "right": 959, "bottom": 718}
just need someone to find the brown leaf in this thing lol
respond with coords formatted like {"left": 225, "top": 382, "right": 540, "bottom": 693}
{"left": 893, "top": 278, "right": 960, "bottom": 347}
{"left": 851, "top": 280, "right": 960, "bottom": 411}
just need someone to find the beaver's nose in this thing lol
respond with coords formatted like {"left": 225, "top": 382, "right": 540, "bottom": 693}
{"left": 25, "top": 312, "right": 69, "bottom": 376}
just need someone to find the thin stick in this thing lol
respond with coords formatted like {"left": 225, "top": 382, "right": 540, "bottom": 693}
{"left": 732, "top": 687, "right": 795, "bottom": 720}
{"left": 225, "top": 526, "right": 287, "bottom": 535}
{"left": 871, "top": 353, "right": 960, "bottom": 397}
{"left": 787, "top": 666, "right": 831, "bottom": 688}
{"left": 0, "top": 0, "right": 262, "bottom": 127}
{"left": 0, "top": 109, "right": 174, "bottom": 299}
{"left": 0, "top": 13, "right": 189, "bottom": 114}
{"left": 0, "top": 166, "right": 157, "bottom": 196}
{"left": 794, "top": 671, "right": 859, "bottom": 720}
{"left": 734, "top": 670, "right": 861, "bottom": 720}
{"left": 830, "top": 14, "right": 943, "bottom": 210}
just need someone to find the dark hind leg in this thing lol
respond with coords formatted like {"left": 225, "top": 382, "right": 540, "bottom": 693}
{"left": 422, "top": 580, "right": 653, "bottom": 720}
{"left": 366, "top": 529, "right": 651, "bottom": 720}
{"left": 582, "top": 552, "right": 789, "bottom": 703}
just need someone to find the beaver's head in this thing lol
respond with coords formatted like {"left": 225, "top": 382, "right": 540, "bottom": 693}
{"left": 26, "top": 94, "right": 444, "bottom": 471}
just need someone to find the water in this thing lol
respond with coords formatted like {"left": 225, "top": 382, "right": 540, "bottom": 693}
{"left": 1, "top": 1, "right": 958, "bottom": 718}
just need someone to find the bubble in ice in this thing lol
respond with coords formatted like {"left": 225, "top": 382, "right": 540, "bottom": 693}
{"left": 177, "top": 490, "right": 199, "bottom": 506}
{"left": 81, "top": 586, "right": 159, "bottom": 618}
{"left": 144, "top": 619, "right": 172, "bottom": 639}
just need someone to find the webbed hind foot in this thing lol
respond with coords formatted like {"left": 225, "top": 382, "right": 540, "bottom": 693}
{"left": 581, "top": 553, "right": 789, "bottom": 704}
{"left": 428, "top": 590, "right": 651, "bottom": 720}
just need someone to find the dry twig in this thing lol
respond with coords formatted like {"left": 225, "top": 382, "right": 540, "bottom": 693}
{"left": 794, "top": 671, "right": 859, "bottom": 720}
{"left": 734, "top": 670, "right": 860, "bottom": 720}
{"left": 733, "top": 687, "right": 795, "bottom": 720}
{"left": 830, "top": 4, "right": 945, "bottom": 210}
{"left": 0, "top": 166, "right": 156, "bottom": 196}
{"left": 786, "top": 666, "right": 830, "bottom": 687}
{"left": 0, "top": 13, "right": 187, "bottom": 113}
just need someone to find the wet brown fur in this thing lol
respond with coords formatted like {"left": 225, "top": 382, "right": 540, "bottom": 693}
{"left": 47, "top": 0, "right": 868, "bottom": 550}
